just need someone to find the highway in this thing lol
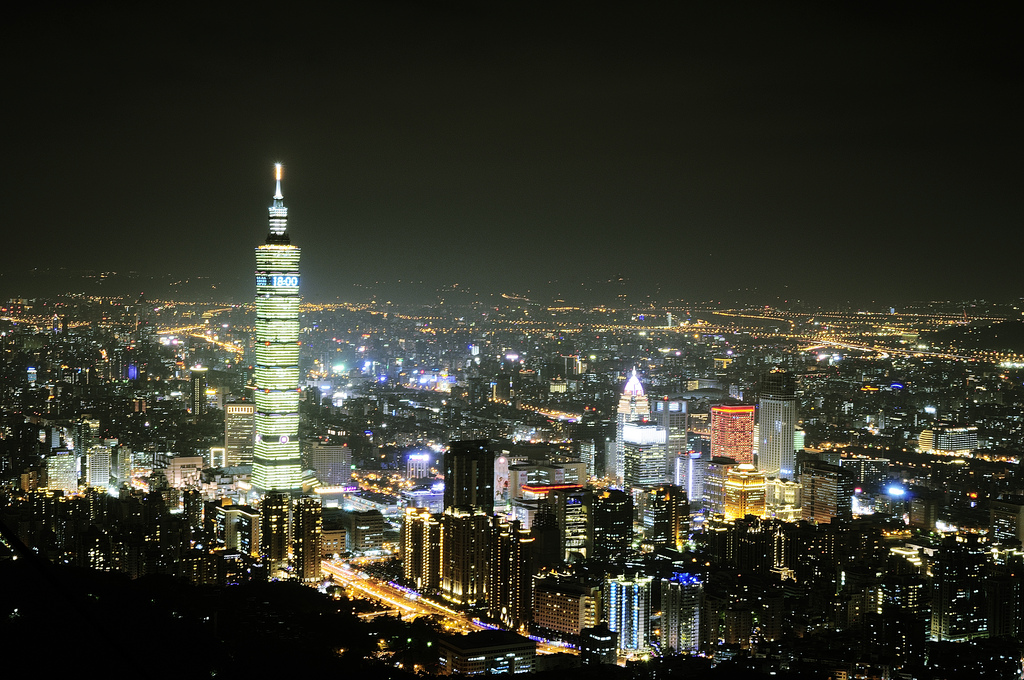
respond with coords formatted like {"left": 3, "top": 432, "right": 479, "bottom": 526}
{"left": 321, "top": 560, "right": 573, "bottom": 655}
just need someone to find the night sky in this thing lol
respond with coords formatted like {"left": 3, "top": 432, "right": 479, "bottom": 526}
{"left": 4, "top": 2, "right": 1021, "bottom": 306}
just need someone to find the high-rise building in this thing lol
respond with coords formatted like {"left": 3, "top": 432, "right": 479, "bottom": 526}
{"left": 407, "top": 451, "right": 432, "bottom": 479}
{"left": 622, "top": 422, "right": 667, "bottom": 489}
{"left": 990, "top": 497, "right": 1024, "bottom": 544}
{"left": 800, "top": 460, "right": 854, "bottom": 524}
{"left": 115, "top": 445, "right": 133, "bottom": 486}
{"left": 549, "top": 486, "right": 588, "bottom": 561}
{"left": 605, "top": 574, "right": 653, "bottom": 654}
{"left": 190, "top": 366, "right": 208, "bottom": 417}
{"left": 441, "top": 507, "right": 490, "bottom": 608}
{"left": 252, "top": 164, "right": 303, "bottom": 494}
{"left": 303, "top": 440, "right": 352, "bottom": 486}
{"left": 402, "top": 507, "right": 441, "bottom": 592}
{"left": 615, "top": 369, "right": 650, "bottom": 481}
{"left": 487, "top": 516, "right": 534, "bottom": 629}
{"left": 642, "top": 485, "right": 689, "bottom": 550}
{"left": 444, "top": 440, "right": 495, "bottom": 514}
{"left": 710, "top": 404, "right": 755, "bottom": 465}
{"left": 757, "top": 369, "right": 796, "bottom": 479}
{"left": 86, "top": 445, "right": 111, "bottom": 489}
{"left": 653, "top": 396, "right": 688, "bottom": 484}
{"left": 702, "top": 457, "right": 737, "bottom": 516}
{"left": 293, "top": 496, "right": 323, "bottom": 583}
{"left": 340, "top": 509, "right": 385, "bottom": 552}
{"left": 46, "top": 449, "right": 78, "bottom": 494}
{"left": 579, "top": 439, "right": 596, "bottom": 479}
{"left": 724, "top": 464, "right": 767, "bottom": 520}
{"left": 930, "top": 535, "right": 987, "bottom": 642}
{"left": 532, "top": 575, "right": 602, "bottom": 639}
{"left": 661, "top": 573, "right": 702, "bottom": 655}
{"left": 260, "top": 492, "right": 291, "bottom": 575}
{"left": 586, "top": 489, "right": 633, "bottom": 561}
{"left": 216, "top": 505, "right": 259, "bottom": 557}
{"left": 224, "top": 401, "right": 255, "bottom": 467}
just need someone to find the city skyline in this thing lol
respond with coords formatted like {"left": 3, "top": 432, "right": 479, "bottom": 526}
{"left": 3, "top": 3, "right": 1021, "bottom": 306}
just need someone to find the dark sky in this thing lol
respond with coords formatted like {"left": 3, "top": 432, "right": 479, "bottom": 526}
{"left": 3, "top": 1, "right": 1021, "bottom": 306}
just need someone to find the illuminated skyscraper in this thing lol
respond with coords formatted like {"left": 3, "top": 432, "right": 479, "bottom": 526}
{"left": 605, "top": 574, "right": 653, "bottom": 654}
{"left": 252, "top": 164, "right": 302, "bottom": 494}
{"left": 710, "top": 404, "right": 755, "bottom": 465}
{"left": 723, "top": 464, "right": 767, "bottom": 520}
{"left": 190, "top": 366, "right": 208, "bottom": 417}
{"left": 653, "top": 396, "right": 687, "bottom": 484}
{"left": 224, "top": 401, "right": 255, "bottom": 467}
{"left": 661, "top": 573, "right": 702, "bottom": 655}
{"left": 615, "top": 369, "right": 650, "bottom": 481}
{"left": 622, "top": 422, "right": 667, "bottom": 490}
{"left": 757, "top": 369, "right": 797, "bottom": 478}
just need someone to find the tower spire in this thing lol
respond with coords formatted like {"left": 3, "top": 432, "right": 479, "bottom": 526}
{"left": 267, "top": 163, "right": 289, "bottom": 241}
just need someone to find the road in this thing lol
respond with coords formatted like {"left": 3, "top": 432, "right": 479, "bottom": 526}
{"left": 321, "top": 560, "right": 573, "bottom": 655}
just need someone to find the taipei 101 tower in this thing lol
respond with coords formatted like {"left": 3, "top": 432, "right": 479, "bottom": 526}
{"left": 252, "top": 164, "right": 302, "bottom": 494}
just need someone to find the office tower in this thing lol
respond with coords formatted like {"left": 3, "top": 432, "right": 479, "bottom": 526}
{"left": 303, "top": 440, "right": 352, "bottom": 486}
{"left": 216, "top": 505, "right": 260, "bottom": 556}
{"left": 402, "top": 507, "right": 441, "bottom": 592}
{"left": 605, "top": 574, "right": 653, "bottom": 654}
{"left": 930, "top": 535, "right": 988, "bottom": 642}
{"left": 702, "top": 457, "right": 737, "bottom": 516}
{"left": 260, "top": 492, "right": 291, "bottom": 575}
{"left": 661, "top": 573, "right": 702, "bottom": 655}
{"left": 579, "top": 439, "right": 596, "bottom": 478}
{"left": 800, "top": 460, "right": 854, "bottom": 524}
{"left": 252, "top": 164, "right": 303, "bottom": 494}
{"left": 622, "top": 422, "right": 667, "bottom": 489}
{"left": 990, "top": 497, "right": 1024, "bottom": 544}
{"left": 339, "top": 509, "right": 385, "bottom": 552}
{"left": 642, "top": 485, "right": 689, "bottom": 550}
{"left": 444, "top": 439, "right": 495, "bottom": 514}
{"left": 615, "top": 369, "right": 650, "bottom": 481}
{"left": 549, "top": 486, "right": 588, "bottom": 561}
{"left": 586, "top": 489, "right": 633, "bottom": 560}
{"left": 532, "top": 575, "right": 603, "bottom": 638}
{"left": 724, "top": 464, "right": 767, "bottom": 520}
{"left": 86, "top": 445, "right": 111, "bottom": 489}
{"left": 189, "top": 366, "right": 208, "bottom": 417}
{"left": 46, "top": 449, "right": 78, "bottom": 494}
{"left": 407, "top": 451, "right": 431, "bottom": 479}
{"left": 224, "top": 402, "right": 255, "bottom": 467}
{"left": 487, "top": 516, "right": 534, "bottom": 629}
{"left": 293, "top": 497, "right": 323, "bottom": 583}
{"left": 653, "top": 396, "right": 688, "bottom": 484}
{"left": 757, "top": 369, "right": 796, "bottom": 478}
{"left": 441, "top": 507, "right": 490, "bottom": 608}
{"left": 710, "top": 404, "right": 755, "bottom": 465}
